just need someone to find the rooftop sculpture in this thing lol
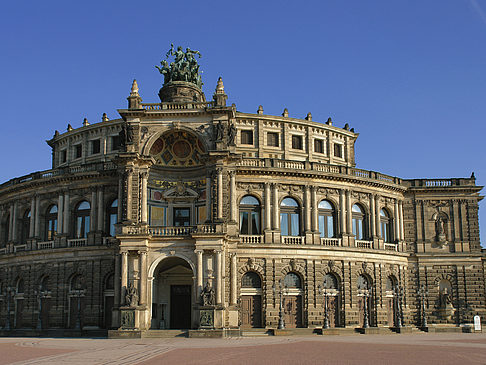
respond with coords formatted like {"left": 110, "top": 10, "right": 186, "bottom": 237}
{"left": 156, "top": 44, "right": 203, "bottom": 88}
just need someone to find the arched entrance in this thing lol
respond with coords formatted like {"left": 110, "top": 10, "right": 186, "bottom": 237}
{"left": 357, "top": 274, "right": 372, "bottom": 327}
{"left": 240, "top": 272, "right": 263, "bottom": 328}
{"left": 322, "top": 273, "right": 340, "bottom": 328}
{"left": 283, "top": 272, "right": 303, "bottom": 328}
{"left": 151, "top": 257, "right": 194, "bottom": 329}
{"left": 385, "top": 276, "right": 397, "bottom": 327}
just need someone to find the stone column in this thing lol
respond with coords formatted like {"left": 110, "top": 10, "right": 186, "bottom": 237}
{"left": 229, "top": 171, "right": 236, "bottom": 222}
{"left": 346, "top": 190, "right": 352, "bottom": 236}
{"left": 231, "top": 253, "right": 237, "bottom": 305}
{"left": 57, "top": 194, "right": 64, "bottom": 236}
{"left": 114, "top": 253, "right": 121, "bottom": 307}
{"left": 196, "top": 250, "right": 203, "bottom": 298}
{"left": 394, "top": 200, "right": 400, "bottom": 241}
{"left": 34, "top": 195, "right": 40, "bottom": 238}
{"left": 11, "top": 201, "right": 18, "bottom": 241}
{"left": 97, "top": 187, "right": 104, "bottom": 231}
{"left": 370, "top": 194, "right": 376, "bottom": 237}
{"left": 63, "top": 191, "right": 70, "bottom": 234}
{"left": 139, "top": 251, "right": 147, "bottom": 306}
{"left": 121, "top": 251, "right": 128, "bottom": 303}
{"left": 272, "top": 183, "right": 279, "bottom": 230}
{"left": 90, "top": 190, "right": 97, "bottom": 232}
{"left": 311, "top": 186, "right": 318, "bottom": 232}
{"left": 126, "top": 169, "right": 133, "bottom": 221}
{"left": 141, "top": 172, "right": 148, "bottom": 224}
{"left": 29, "top": 197, "right": 36, "bottom": 238}
{"left": 339, "top": 189, "right": 346, "bottom": 234}
{"left": 264, "top": 183, "right": 271, "bottom": 230}
{"left": 216, "top": 250, "right": 222, "bottom": 304}
{"left": 304, "top": 186, "right": 311, "bottom": 232}
{"left": 399, "top": 200, "right": 404, "bottom": 241}
{"left": 217, "top": 168, "right": 223, "bottom": 220}
{"left": 205, "top": 174, "right": 211, "bottom": 222}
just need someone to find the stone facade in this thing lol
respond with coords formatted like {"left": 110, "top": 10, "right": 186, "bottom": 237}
{"left": 0, "top": 69, "right": 483, "bottom": 335}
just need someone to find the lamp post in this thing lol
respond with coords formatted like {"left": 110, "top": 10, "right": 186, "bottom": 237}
{"left": 5, "top": 287, "right": 13, "bottom": 330}
{"left": 418, "top": 285, "right": 428, "bottom": 328}
{"left": 273, "top": 280, "right": 287, "bottom": 330}
{"left": 72, "top": 289, "right": 85, "bottom": 330}
{"left": 318, "top": 285, "right": 330, "bottom": 329}
{"left": 362, "top": 289, "right": 370, "bottom": 329}
{"left": 394, "top": 285, "right": 403, "bottom": 328}
{"left": 35, "top": 285, "right": 43, "bottom": 330}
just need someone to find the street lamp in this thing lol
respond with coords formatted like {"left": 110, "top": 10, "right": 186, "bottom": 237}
{"left": 72, "top": 289, "right": 85, "bottom": 330}
{"left": 362, "top": 289, "right": 370, "bottom": 329}
{"left": 273, "top": 280, "right": 287, "bottom": 330}
{"left": 4, "top": 287, "right": 13, "bottom": 331}
{"left": 418, "top": 285, "right": 428, "bottom": 328}
{"left": 394, "top": 285, "right": 403, "bottom": 328}
{"left": 318, "top": 285, "right": 330, "bottom": 329}
{"left": 34, "top": 285, "right": 43, "bottom": 330}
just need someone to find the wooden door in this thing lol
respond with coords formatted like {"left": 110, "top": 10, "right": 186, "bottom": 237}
{"left": 15, "top": 299, "right": 24, "bottom": 328}
{"left": 104, "top": 296, "right": 114, "bottom": 329}
{"left": 284, "top": 296, "right": 302, "bottom": 328}
{"left": 241, "top": 295, "right": 262, "bottom": 328}
{"left": 69, "top": 297, "right": 85, "bottom": 329}
{"left": 328, "top": 296, "right": 339, "bottom": 328}
{"left": 386, "top": 297, "right": 394, "bottom": 327}
{"left": 41, "top": 298, "right": 50, "bottom": 329}
{"left": 170, "top": 285, "right": 191, "bottom": 329}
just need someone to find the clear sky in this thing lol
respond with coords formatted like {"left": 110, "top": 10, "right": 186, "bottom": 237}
{"left": 1, "top": 0, "right": 485, "bottom": 244}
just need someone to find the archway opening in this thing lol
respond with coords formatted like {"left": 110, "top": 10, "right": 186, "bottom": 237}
{"left": 152, "top": 256, "right": 194, "bottom": 329}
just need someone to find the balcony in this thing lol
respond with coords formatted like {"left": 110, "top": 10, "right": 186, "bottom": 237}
{"left": 67, "top": 238, "right": 88, "bottom": 247}
{"left": 240, "top": 235, "right": 264, "bottom": 244}
{"left": 355, "top": 240, "right": 373, "bottom": 249}
{"left": 37, "top": 241, "right": 54, "bottom": 250}
{"left": 320, "top": 237, "right": 341, "bottom": 247}
{"left": 281, "top": 236, "right": 305, "bottom": 245}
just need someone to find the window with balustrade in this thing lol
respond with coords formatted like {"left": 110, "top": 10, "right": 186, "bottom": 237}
{"left": 20, "top": 209, "right": 30, "bottom": 243}
{"left": 45, "top": 205, "right": 58, "bottom": 241}
{"left": 380, "top": 208, "right": 392, "bottom": 243}
{"left": 352, "top": 204, "right": 366, "bottom": 240}
{"left": 107, "top": 199, "right": 118, "bottom": 236}
{"left": 280, "top": 197, "right": 300, "bottom": 236}
{"left": 318, "top": 200, "right": 335, "bottom": 238}
{"left": 74, "top": 201, "right": 90, "bottom": 239}
{"left": 239, "top": 195, "right": 261, "bottom": 235}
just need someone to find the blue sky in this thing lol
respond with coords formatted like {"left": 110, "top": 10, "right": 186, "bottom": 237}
{"left": 0, "top": 0, "right": 485, "bottom": 244}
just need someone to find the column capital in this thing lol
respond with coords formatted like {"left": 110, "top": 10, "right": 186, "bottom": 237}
{"left": 137, "top": 250, "right": 148, "bottom": 256}
{"left": 121, "top": 250, "right": 128, "bottom": 256}
{"left": 228, "top": 170, "right": 236, "bottom": 178}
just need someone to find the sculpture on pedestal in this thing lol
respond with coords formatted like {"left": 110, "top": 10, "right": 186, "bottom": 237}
{"left": 125, "top": 282, "right": 139, "bottom": 307}
{"left": 200, "top": 281, "right": 215, "bottom": 306}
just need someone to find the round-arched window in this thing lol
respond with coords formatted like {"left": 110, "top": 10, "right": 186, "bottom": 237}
{"left": 107, "top": 199, "right": 118, "bottom": 236}
{"left": 242, "top": 272, "right": 262, "bottom": 288}
{"left": 280, "top": 198, "right": 300, "bottom": 236}
{"left": 352, "top": 204, "right": 366, "bottom": 240}
{"left": 323, "top": 273, "right": 338, "bottom": 290}
{"left": 380, "top": 209, "right": 392, "bottom": 243}
{"left": 239, "top": 196, "right": 261, "bottom": 235}
{"left": 16, "top": 278, "right": 24, "bottom": 294}
{"left": 74, "top": 201, "right": 90, "bottom": 239}
{"left": 20, "top": 209, "right": 31, "bottom": 243}
{"left": 318, "top": 200, "right": 335, "bottom": 238}
{"left": 386, "top": 276, "right": 397, "bottom": 292}
{"left": 357, "top": 275, "right": 370, "bottom": 291}
{"left": 284, "top": 272, "right": 302, "bottom": 288}
{"left": 46, "top": 205, "right": 58, "bottom": 241}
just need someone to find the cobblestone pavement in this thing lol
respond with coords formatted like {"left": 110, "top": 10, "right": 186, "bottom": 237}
{"left": 0, "top": 333, "right": 485, "bottom": 365}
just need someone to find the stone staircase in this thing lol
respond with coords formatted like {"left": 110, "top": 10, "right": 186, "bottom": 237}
{"left": 142, "top": 330, "right": 188, "bottom": 338}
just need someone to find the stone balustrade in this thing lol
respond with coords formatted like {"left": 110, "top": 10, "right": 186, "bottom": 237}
{"left": 240, "top": 235, "right": 263, "bottom": 244}
{"left": 355, "top": 240, "right": 373, "bottom": 249}
{"left": 141, "top": 101, "right": 214, "bottom": 111}
{"left": 67, "top": 238, "right": 88, "bottom": 247}
{"left": 320, "top": 237, "right": 341, "bottom": 247}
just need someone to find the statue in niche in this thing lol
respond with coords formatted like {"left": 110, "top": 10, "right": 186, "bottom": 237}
{"left": 119, "top": 124, "right": 135, "bottom": 147}
{"left": 439, "top": 287, "right": 452, "bottom": 309}
{"left": 435, "top": 212, "right": 447, "bottom": 242}
{"left": 228, "top": 122, "right": 236, "bottom": 146}
{"left": 125, "top": 282, "right": 139, "bottom": 307}
{"left": 214, "top": 121, "right": 224, "bottom": 141}
{"left": 201, "top": 281, "right": 215, "bottom": 306}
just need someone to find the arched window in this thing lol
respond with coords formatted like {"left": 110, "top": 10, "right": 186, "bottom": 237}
{"left": 357, "top": 275, "right": 370, "bottom": 291}
{"left": 70, "top": 275, "right": 84, "bottom": 291}
{"left": 40, "top": 276, "right": 49, "bottom": 292}
{"left": 46, "top": 205, "right": 58, "bottom": 241}
{"left": 352, "top": 204, "right": 366, "bottom": 240}
{"left": 107, "top": 199, "right": 118, "bottom": 237}
{"left": 380, "top": 209, "right": 392, "bottom": 243}
{"left": 284, "top": 272, "right": 302, "bottom": 288}
{"left": 280, "top": 197, "right": 300, "bottom": 236}
{"left": 105, "top": 273, "right": 115, "bottom": 290}
{"left": 74, "top": 201, "right": 90, "bottom": 239}
{"left": 242, "top": 272, "right": 262, "bottom": 288}
{"left": 16, "top": 278, "right": 24, "bottom": 294}
{"left": 386, "top": 276, "right": 397, "bottom": 292}
{"left": 2, "top": 214, "right": 10, "bottom": 245}
{"left": 323, "top": 273, "right": 338, "bottom": 290}
{"left": 318, "top": 200, "right": 335, "bottom": 238}
{"left": 239, "top": 196, "right": 261, "bottom": 235}
{"left": 20, "top": 209, "right": 30, "bottom": 243}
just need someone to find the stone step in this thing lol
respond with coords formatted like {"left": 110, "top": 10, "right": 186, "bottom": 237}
{"left": 241, "top": 329, "right": 272, "bottom": 336}
{"left": 142, "top": 330, "right": 188, "bottom": 338}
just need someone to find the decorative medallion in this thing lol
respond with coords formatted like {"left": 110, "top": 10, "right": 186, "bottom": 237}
{"left": 150, "top": 130, "right": 205, "bottom": 167}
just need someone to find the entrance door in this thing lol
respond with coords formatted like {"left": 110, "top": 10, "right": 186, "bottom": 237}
{"left": 386, "top": 297, "right": 394, "bottom": 326}
{"left": 69, "top": 297, "right": 85, "bottom": 329}
{"left": 104, "top": 296, "right": 114, "bottom": 329}
{"left": 15, "top": 299, "right": 24, "bottom": 328}
{"left": 284, "top": 296, "right": 302, "bottom": 328}
{"left": 173, "top": 208, "right": 190, "bottom": 227}
{"left": 328, "top": 296, "right": 339, "bottom": 328}
{"left": 170, "top": 285, "right": 191, "bottom": 328}
{"left": 241, "top": 295, "right": 262, "bottom": 328}
{"left": 41, "top": 298, "right": 50, "bottom": 329}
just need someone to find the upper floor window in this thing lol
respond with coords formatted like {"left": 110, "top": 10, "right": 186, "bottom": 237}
{"left": 111, "top": 135, "right": 121, "bottom": 151}
{"left": 46, "top": 205, "right": 58, "bottom": 240}
{"left": 60, "top": 150, "right": 67, "bottom": 163}
{"left": 74, "top": 144, "right": 82, "bottom": 159}
{"left": 380, "top": 209, "right": 392, "bottom": 243}
{"left": 173, "top": 207, "right": 191, "bottom": 227}
{"left": 74, "top": 201, "right": 90, "bottom": 238}
{"left": 241, "top": 130, "right": 254, "bottom": 145}
{"left": 291, "top": 135, "right": 303, "bottom": 150}
{"left": 1, "top": 214, "right": 9, "bottom": 245}
{"left": 20, "top": 209, "right": 30, "bottom": 243}
{"left": 267, "top": 132, "right": 279, "bottom": 147}
{"left": 318, "top": 200, "right": 335, "bottom": 238}
{"left": 314, "top": 139, "right": 324, "bottom": 154}
{"left": 280, "top": 197, "right": 300, "bottom": 236}
{"left": 352, "top": 204, "right": 366, "bottom": 240}
{"left": 91, "top": 139, "right": 101, "bottom": 155}
{"left": 334, "top": 143, "right": 342, "bottom": 158}
{"left": 107, "top": 199, "right": 118, "bottom": 236}
{"left": 239, "top": 195, "right": 261, "bottom": 235}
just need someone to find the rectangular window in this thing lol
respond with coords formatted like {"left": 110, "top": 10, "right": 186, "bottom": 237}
{"left": 111, "top": 135, "right": 121, "bottom": 151}
{"left": 267, "top": 132, "right": 279, "bottom": 147}
{"left": 314, "top": 139, "right": 324, "bottom": 154}
{"left": 291, "top": 135, "right": 303, "bottom": 150}
{"left": 241, "top": 130, "right": 254, "bottom": 145}
{"left": 91, "top": 139, "right": 101, "bottom": 154}
{"left": 74, "top": 144, "right": 82, "bottom": 159}
{"left": 60, "top": 150, "right": 67, "bottom": 163}
{"left": 173, "top": 207, "right": 190, "bottom": 227}
{"left": 334, "top": 143, "right": 342, "bottom": 158}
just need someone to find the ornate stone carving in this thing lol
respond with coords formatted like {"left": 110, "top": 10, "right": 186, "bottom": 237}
{"left": 200, "top": 281, "right": 215, "bottom": 306}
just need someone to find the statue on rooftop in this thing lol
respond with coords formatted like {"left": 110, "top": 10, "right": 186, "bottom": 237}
{"left": 156, "top": 44, "right": 203, "bottom": 88}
